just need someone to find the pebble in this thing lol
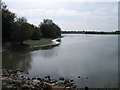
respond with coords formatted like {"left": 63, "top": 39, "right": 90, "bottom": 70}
{"left": 85, "top": 86, "right": 88, "bottom": 90}
{"left": 70, "top": 79, "right": 74, "bottom": 82}
{"left": 1, "top": 69, "right": 77, "bottom": 90}
{"left": 66, "top": 83, "right": 74, "bottom": 87}
{"left": 64, "top": 80, "right": 69, "bottom": 85}
{"left": 37, "top": 77, "right": 41, "bottom": 81}
{"left": 78, "top": 76, "right": 80, "bottom": 78}
{"left": 71, "top": 85, "right": 77, "bottom": 89}
{"left": 26, "top": 72, "right": 29, "bottom": 74}
{"left": 45, "top": 75, "right": 51, "bottom": 80}
{"left": 59, "top": 77, "right": 65, "bottom": 80}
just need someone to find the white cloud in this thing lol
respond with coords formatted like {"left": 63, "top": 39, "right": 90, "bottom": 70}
{"left": 3, "top": 0, "right": 119, "bottom": 2}
{"left": 10, "top": 8, "right": 80, "bottom": 18}
{"left": 79, "top": 12, "right": 93, "bottom": 19}
{"left": 94, "top": 8, "right": 108, "bottom": 15}
{"left": 56, "top": 9, "right": 78, "bottom": 16}
{"left": 111, "top": 6, "right": 118, "bottom": 14}
{"left": 94, "top": 6, "right": 118, "bottom": 15}
{"left": 7, "top": 2, "right": 118, "bottom": 31}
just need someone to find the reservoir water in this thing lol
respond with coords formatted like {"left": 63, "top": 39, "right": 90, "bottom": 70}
{"left": 2, "top": 34, "right": 118, "bottom": 88}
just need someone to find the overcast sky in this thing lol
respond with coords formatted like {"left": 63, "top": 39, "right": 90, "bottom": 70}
{"left": 2, "top": 0, "right": 119, "bottom": 31}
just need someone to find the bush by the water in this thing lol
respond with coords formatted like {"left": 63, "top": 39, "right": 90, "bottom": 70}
{"left": 40, "top": 19, "right": 61, "bottom": 38}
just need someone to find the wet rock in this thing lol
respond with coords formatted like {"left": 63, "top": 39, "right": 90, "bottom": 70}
{"left": 66, "top": 87, "right": 71, "bottom": 90}
{"left": 66, "top": 82, "right": 74, "bottom": 87}
{"left": 37, "top": 77, "right": 41, "bottom": 81}
{"left": 14, "top": 82, "right": 22, "bottom": 87}
{"left": 59, "top": 77, "right": 65, "bottom": 80}
{"left": 7, "top": 85, "right": 13, "bottom": 88}
{"left": 41, "top": 78, "right": 44, "bottom": 82}
{"left": 64, "top": 80, "right": 69, "bottom": 85}
{"left": 60, "top": 82, "right": 64, "bottom": 85}
{"left": 44, "top": 79, "right": 50, "bottom": 83}
{"left": 19, "top": 70, "right": 24, "bottom": 72}
{"left": 32, "top": 77, "right": 36, "bottom": 80}
{"left": 51, "top": 79, "right": 58, "bottom": 83}
{"left": 13, "top": 70, "right": 17, "bottom": 73}
{"left": 20, "top": 75, "right": 24, "bottom": 78}
{"left": 21, "top": 84, "right": 30, "bottom": 89}
{"left": 42, "top": 83, "right": 52, "bottom": 90}
{"left": 2, "top": 69, "right": 77, "bottom": 90}
{"left": 70, "top": 79, "right": 74, "bottom": 82}
{"left": 26, "top": 77, "right": 30, "bottom": 80}
{"left": 26, "top": 72, "right": 29, "bottom": 74}
{"left": 21, "top": 80, "right": 26, "bottom": 85}
{"left": 32, "top": 79, "right": 40, "bottom": 85}
{"left": 71, "top": 85, "right": 77, "bottom": 89}
{"left": 85, "top": 86, "right": 88, "bottom": 90}
{"left": 45, "top": 75, "right": 50, "bottom": 79}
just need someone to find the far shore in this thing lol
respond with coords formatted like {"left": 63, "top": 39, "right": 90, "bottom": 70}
{"left": 61, "top": 30, "right": 120, "bottom": 35}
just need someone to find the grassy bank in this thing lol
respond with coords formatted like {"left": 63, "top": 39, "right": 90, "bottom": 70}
{"left": 23, "top": 38, "right": 52, "bottom": 46}
{"left": 2, "top": 38, "right": 52, "bottom": 50}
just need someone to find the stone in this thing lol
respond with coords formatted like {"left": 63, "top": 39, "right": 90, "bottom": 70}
{"left": 45, "top": 75, "right": 50, "bottom": 79}
{"left": 78, "top": 76, "right": 80, "bottom": 78}
{"left": 32, "top": 79, "right": 40, "bottom": 85}
{"left": 85, "top": 86, "right": 88, "bottom": 90}
{"left": 66, "top": 86, "right": 71, "bottom": 90}
{"left": 26, "top": 72, "right": 29, "bottom": 74}
{"left": 70, "top": 79, "right": 74, "bottom": 82}
{"left": 64, "top": 80, "right": 69, "bottom": 85}
{"left": 20, "top": 75, "right": 24, "bottom": 78}
{"left": 21, "top": 84, "right": 30, "bottom": 89}
{"left": 26, "top": 77, "right": 30, "bottom": 80}
{"left": 42, "top": 83, "right": 52, "bottom": 90}
{"left": 51, "top": 79, "right": 58, "bottom": 83}
{"left": 37, "top": 78, "right": 41, "bottom": 81}
{"left": 70, "top": 85, "right": 77, "bottom": 89}
{"left": 66, "top": 82, "right": 74, "bottom": 87}
{"left": 32, "top": 77, "right": 36, "bottom": 80}
{"left": 59, "top": 77, "right": 65, "bottom": 80}
{"left": 1, "top": 69, "right": 78, "bottom": 90}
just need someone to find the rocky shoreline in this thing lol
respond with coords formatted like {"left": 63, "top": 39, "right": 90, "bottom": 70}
{"left": 1, "top": 69, "right": 78, "bottom": 90}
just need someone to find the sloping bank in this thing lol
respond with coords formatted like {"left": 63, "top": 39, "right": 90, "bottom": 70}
{"left": 30, "top": 38, "right": 61, "bottom": 50}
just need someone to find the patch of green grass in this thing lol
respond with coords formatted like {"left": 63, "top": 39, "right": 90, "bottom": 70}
{"left": 23, "top": 38, "right": 52, "bottom": 46}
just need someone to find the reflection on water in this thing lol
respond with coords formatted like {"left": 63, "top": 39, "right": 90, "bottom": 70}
{"left": 2, "top": 34, "right": 118, "bottom": 88}
{"left": 38, "top": 49, "right": 58, "bottom": 59}
{"left": 2, "top": 50, "right": 32, "bottom": 72}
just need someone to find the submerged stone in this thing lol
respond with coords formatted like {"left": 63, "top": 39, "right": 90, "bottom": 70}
{"left": 59, "top": 77, "right": 65, "bottom": 81}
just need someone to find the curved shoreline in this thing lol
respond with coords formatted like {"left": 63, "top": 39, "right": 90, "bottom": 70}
{"left": 41, "top": 38, "right": 61, "bottom": 47}
{"left": 30, "top": 38, "right": 61, "bottom": 50}
{"left": 2, "top": 38, "right": 61, "bottom": 51}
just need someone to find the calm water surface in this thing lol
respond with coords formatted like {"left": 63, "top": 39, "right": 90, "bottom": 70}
{"left": 3, "top": 34, "right": 118, "bottom": 88}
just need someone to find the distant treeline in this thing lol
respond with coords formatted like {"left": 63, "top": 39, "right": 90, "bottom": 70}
{"left": 2, "top": 2, "right": 61, "bottom": 44}
{"left": 62, "top": 30, "right": 120, "bottom": 34}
